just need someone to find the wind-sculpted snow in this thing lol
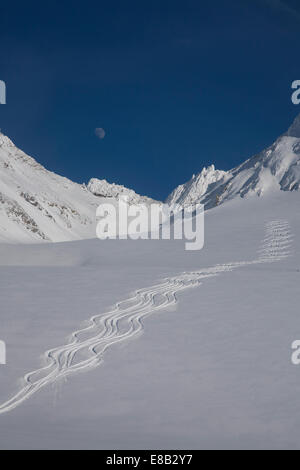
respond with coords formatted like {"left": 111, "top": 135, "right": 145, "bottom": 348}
{"left": 0, "top": 220, "right": 292, "bottom": 415}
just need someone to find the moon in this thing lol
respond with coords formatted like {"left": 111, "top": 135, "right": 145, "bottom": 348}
{"left": 95, "top": 127, "right": 106, "bottom": 139}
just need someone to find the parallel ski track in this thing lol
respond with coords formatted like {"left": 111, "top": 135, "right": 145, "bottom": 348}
{"left": 0, "top": 220, "right": 293, "bottom": 414}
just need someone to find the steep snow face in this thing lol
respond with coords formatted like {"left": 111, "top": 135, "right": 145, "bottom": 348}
{"left": 87, "top": 178, "right": 156, "bottom": 205}
{"left": 167, "top": 114, "right": 300, "bottom": 209}
{"left": 166, "top": 165, "right": 227, "bottom": 206}
{"left": 0, "top": 133, "right": 155, "bottom": 243}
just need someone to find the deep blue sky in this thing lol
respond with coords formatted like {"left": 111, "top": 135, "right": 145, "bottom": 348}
{"left": 1, "top": 0, "right": 300, "bottom": 200}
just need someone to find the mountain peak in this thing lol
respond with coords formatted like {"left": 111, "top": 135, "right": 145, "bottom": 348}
{"left": 87, "top": 178, "right": 156, "bottom": 205}
{"left": 167, "top": 115, "right": 300, "bottom": 209}
{"left": 166, "top": 164, "right": 227, "bottom": 206}
{"left": 0, "top": 131, "right": 15, "bottom": 148}
{"left": 285, "top": 114, "right": 300, "bottom": 138}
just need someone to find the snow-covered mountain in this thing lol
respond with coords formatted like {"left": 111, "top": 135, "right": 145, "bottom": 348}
{"left": 87, "top": 178, "right": 155, "bottom": 205}
{"left": 167, "top": 114, "right": 300, "bottom": 208}
{"left": 2, "top": 113, "right": 300, "bottom": 243}
{"left": 166, "top": 165, "right": 227, "bottom": 206}
{"left": 0, "top": 132, "right": 154, "bottom": 243}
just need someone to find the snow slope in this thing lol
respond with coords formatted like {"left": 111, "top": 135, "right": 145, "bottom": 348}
{"left": 0, "top": 219, "right": 291, "bottom": 415}
{"left": 167, "top": 114, "right": 300, "bottom": 208}
{"left": 0, "top": 191, "right": 299, "bottom": 449}
{"left": 0, "top": 133, "right": 154, "bottom": 243}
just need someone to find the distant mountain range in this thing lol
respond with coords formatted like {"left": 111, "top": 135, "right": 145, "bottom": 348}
{"left": 1, "top": 114, "right": 300, "bottom": 243}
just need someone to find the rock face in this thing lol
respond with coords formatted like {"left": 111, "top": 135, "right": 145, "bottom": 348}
{"left": 0, "top": 133, "right": 155, "bottom": 243}
{"left": 166, "top": 114, "right": 300, "bottom": 209}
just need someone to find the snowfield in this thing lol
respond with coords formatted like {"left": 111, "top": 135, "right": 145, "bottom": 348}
{"left": 1, "top": 114, "right": 300, "bottom": 449}
{"left": 0, "top": 191, "right": 300, "bottom": 449}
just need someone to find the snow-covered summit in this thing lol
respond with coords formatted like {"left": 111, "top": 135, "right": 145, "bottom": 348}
{"left": 285, "top": 113, "right": 300, "bottom": 138}
{"left": 0, "top": 132, "right": 15, "bottom": 148}
{"left": 166, "top": 114, "right": 300, "bottom": 209}
{"left": 166, "top": 165, "right": 227, "bottom": 206}
{"left": 87, "top": 178, "right": 156, "bottom": 205}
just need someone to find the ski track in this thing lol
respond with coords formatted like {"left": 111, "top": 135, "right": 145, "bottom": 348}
{"left": 0, "top": 220, "right": 293, "bottom": 414}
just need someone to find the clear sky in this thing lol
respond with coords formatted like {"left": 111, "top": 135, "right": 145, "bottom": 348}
{"left": 1, "top": 0, "right": 300, "bottom": 200}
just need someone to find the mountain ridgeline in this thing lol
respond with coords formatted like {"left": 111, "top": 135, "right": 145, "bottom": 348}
{"left": 167, "top": 114, "right": 300, "bottom": 209}
{"left": 0, "top": 134, "right": 154, "bottom": 243}
{"left": 1, "top": 114, "right": 300, "bottom": 242}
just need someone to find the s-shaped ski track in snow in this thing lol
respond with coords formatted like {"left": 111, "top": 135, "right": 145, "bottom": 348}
{"left": 0, "top": 220, "right": 293, "bottom": 414}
